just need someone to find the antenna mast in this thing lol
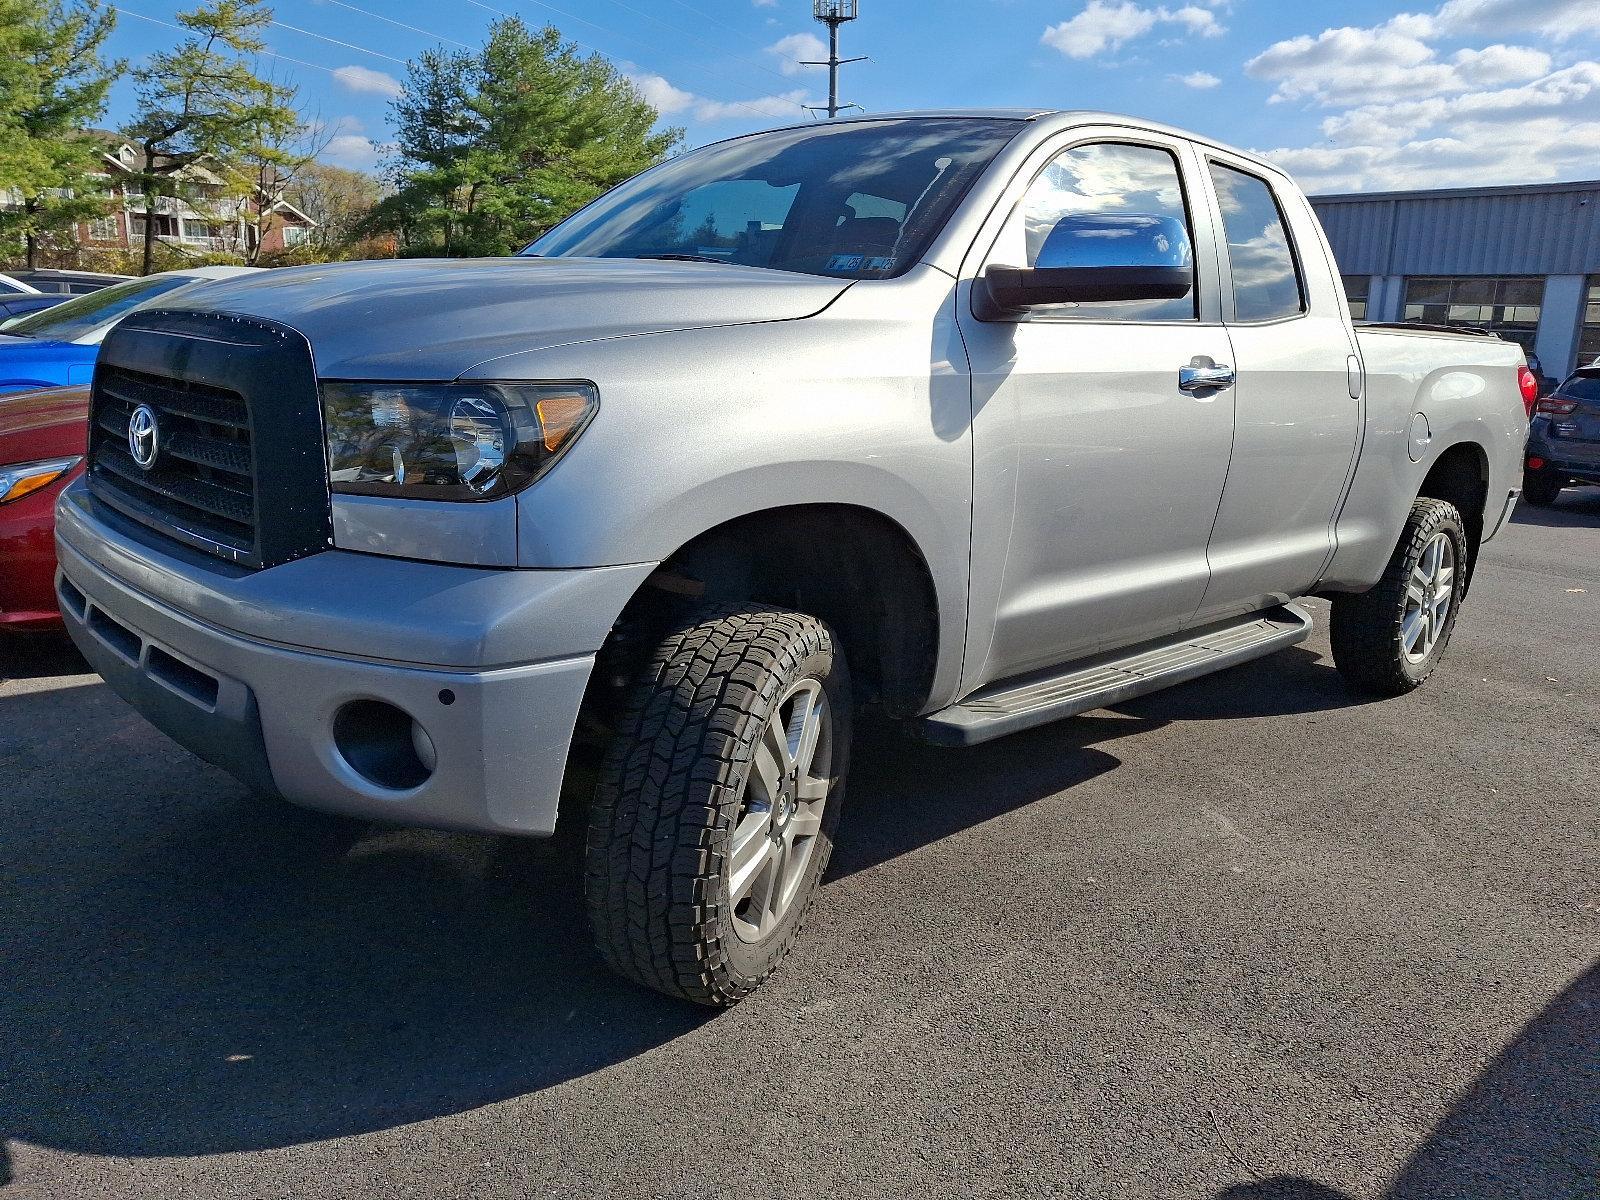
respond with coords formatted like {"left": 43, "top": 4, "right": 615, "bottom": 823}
{"left": 803, "top": 1, "right": 865, "bottom": 119}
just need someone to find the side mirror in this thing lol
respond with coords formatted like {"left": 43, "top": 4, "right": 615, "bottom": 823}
{"left": 977, "top": 212, "right": 1194, "bottom": 317}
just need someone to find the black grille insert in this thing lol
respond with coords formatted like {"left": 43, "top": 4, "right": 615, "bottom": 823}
{"left": 87, "top": 309, "right": 331, "bottom": 570}
{"left": 93, "top": 365, "right": 257, "bottom": 557}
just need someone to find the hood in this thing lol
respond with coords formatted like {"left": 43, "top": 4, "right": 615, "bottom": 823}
{"left": 0, "top": 334, "right": 98, "bottom": 391}
{"left": 0, "top": 384, "right": 89, "bottom": 464}
{"left": 157, "top": 257, "right": 853, "bottom": 380}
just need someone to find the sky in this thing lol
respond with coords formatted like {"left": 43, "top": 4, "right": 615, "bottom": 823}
{"left": 94, "top": 0, "right": 1600, "bottom": 195}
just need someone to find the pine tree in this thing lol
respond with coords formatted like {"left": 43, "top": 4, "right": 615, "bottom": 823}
{"left": 0, "top": 0, "right": 122, "bottom": 269}
{"left": 372, "top": 19, "right": 682, "bottom": 257}
{"left": 122, "top": 0, "right": 297, "bottom": 274}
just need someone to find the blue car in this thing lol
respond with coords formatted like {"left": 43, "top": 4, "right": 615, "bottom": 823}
{"left": 0, "top": 266, "right": 257, "bottom": 395}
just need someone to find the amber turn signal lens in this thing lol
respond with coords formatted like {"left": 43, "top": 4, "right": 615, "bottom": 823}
{"left": 0, "top": 456, "right": 80, "bottom": 506}
{"left": 536, "top": 394, "right": 593, "bottom": 453}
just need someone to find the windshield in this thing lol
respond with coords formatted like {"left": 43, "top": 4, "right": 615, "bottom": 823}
{"left": 526, "top": 117, "right": 1025, "bottom": 279}
{"left": 1, "top": 275, "right": 194, "bottom": 343}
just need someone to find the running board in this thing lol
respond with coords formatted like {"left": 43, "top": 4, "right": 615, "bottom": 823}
{"left": 920, "top": 604, "right": 1314, "bottom": 747}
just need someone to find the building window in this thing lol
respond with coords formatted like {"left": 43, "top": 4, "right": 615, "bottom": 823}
{"left": 1579, "top": 277, "right": 1600, "bottom": 370}
{"left": 1402, "top": 276, "right": 1543, "bottom": 351}
{"left": 282, "top": 224, "right": 309, "bottom": 247}
{"left": 1342, "top": 275, "right": 1369, "bottom": 321}
{"left": 87, "top": 214, "right": 119, "bottom": 241}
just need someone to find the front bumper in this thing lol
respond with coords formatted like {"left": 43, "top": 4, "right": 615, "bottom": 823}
{"left": 54, "top": 482, "right": 655, "bottom": 836}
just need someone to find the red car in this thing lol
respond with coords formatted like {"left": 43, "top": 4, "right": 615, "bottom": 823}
{"left": 0, "top": 385, "right": 88, "bottom": 631}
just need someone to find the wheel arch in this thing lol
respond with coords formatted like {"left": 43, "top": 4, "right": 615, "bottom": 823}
{"left": 1418, "top": 439, "right": 1490, "bottom": 588}
{"left": 589, "top": 503, "right": 945, "bottom": 725}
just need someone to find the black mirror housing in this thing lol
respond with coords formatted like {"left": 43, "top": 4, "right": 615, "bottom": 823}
{"left": 977, "top": 263, "right": 1194, "bottom": 317}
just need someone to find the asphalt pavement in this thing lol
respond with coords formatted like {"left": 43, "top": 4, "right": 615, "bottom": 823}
{"left": 2, "top": 494, "right": 1596, "bottom": 1199}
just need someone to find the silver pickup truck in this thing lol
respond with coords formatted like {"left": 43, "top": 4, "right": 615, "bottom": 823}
{"left": 55, "top": 110, "right": 1530, "bottom": 1005}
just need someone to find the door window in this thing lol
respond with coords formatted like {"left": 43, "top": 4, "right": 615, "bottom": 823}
{"left": 989, "top": 141, "right": 1197, "bottom": 322}
{"left": 1209, "top": 163, "right": 1305, "bottom": 323}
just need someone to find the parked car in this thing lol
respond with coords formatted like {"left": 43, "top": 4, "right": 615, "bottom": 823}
{"left": 1525, "top": 366, "right": 1600, "bottom": 505}
{"left": 0, "top": 266, "right": 258, "bottom": 394}
{"left": 55, "top": 111, "right": 1529, "bottom": 1006}
{"left": 7, "top": 268, "right": 131, "bottom": 295}
{"left": 0, "top": 272, "right": 69, "bottom": 322}
{"left": 0, "top": 385, "right": 87, "bottom": 631}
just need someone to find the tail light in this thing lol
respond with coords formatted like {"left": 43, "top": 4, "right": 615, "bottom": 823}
{"left": 1536, "top": 395, "right": 1577, "bottom": 416}
{"left": 1517, "top": 365, "right": 1539, "bottom": 418}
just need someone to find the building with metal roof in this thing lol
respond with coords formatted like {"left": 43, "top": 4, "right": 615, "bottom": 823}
{"left": 1310, "top": 178, "right": 1600, "bottom": 382}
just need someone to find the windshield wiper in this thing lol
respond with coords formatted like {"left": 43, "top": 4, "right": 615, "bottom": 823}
{"left": 634, "top": 252, "right": 730, "bottom": 265}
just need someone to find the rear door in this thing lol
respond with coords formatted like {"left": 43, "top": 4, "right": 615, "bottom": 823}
{"left": 1191, "top": 154, "right": 1362, "bottom": 624}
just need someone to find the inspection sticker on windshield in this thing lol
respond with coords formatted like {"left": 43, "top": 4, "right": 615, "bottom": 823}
{"left": 827, "top": 254, "right": 866, "bottom": 272}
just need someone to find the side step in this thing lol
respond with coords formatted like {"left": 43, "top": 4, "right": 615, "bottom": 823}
{"left": 920, "top": 603, "right": 1314, "bottom": 747}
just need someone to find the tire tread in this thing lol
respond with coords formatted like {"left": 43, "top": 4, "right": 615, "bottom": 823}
{"left": 584, "top": 602, "right": 840, "bottom": 1006}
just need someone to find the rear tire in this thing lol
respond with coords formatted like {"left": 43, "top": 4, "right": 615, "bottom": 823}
{"left": 584, "top": 602, "right": 850, "bottom": 1006}
{"left": 1331, "top": 498, "right": 1468, "bottom": 697}
{"left": 1523, "top": 470, "right": 1563, "bottom": 507}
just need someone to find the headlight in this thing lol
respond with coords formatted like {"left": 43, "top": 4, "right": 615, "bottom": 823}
{"left": 321, "top": 381, "right": 598, "bottom": 501}
{"left": 0, "top": 456, "right": 80, "bottom": 506}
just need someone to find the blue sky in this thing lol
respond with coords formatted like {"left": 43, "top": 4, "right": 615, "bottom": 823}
{"left": 97, "top": 0, "right": 1600, "bottom": 194}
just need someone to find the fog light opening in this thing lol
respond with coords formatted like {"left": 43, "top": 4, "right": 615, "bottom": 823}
{"left": 332, "top": 699, "right": 435, "bottom": 791}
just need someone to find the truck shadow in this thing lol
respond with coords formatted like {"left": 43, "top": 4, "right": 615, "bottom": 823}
{"left": 0, "top": 637, "right": 1369, "bottom": 1163}
{"left": 1211, "top": 960, "right": 1598, "bottom": 1200}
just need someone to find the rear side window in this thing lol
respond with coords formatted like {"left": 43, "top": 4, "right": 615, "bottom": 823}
{"left": 1209, "top": 162, "right": 1305, "bottom": 323}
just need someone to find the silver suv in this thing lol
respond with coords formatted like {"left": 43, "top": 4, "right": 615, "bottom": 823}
{"left": 55, "top": 112, "right": 1528, "bottom": 1004}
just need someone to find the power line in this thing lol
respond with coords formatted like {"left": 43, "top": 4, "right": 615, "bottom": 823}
{"left": 268, "top": 16, "right": 408, "bottom": 65}
{"left": 471, "top": 0, "right": 809, "bottom": 115}
{"left": 109, "top": 4, "right": 348, "bottom": 78}
{"left": 316, "top": 0, "right": 476, "bottom": 50}
{"left": 113, "top": 0, "right": 806, "bottom": 127}
{"left": 415, "top": 0, "right": 809, "bottom": 121}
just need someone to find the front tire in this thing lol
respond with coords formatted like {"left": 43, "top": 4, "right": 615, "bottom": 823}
{"left": 1331, "top": 498, "right": 1468, "bottom": 697}
{"left": 1523, "top": 470, "right": 1563, "bottom": 507}
{"left": 584, "top": 602, "right": 850, "bottom": 1006}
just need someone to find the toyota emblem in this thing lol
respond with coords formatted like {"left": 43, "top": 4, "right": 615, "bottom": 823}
{"left": 128, "top": 404, "right": 159, "bottom": 469}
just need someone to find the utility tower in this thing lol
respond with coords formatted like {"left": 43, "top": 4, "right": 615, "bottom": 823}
{"left": 803, "top": 1, "right": 864, "bottom": 119}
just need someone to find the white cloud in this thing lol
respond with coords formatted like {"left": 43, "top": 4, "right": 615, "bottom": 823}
{"left": 627, "top": 70, "right": 808, "bottom": 123}
{"left": 1421, "top": 0, "right": 1600, "bottom": 40}
{"left": 1257, "top": 61, "right": 1600, "bottom": 191}
{"left": 1247, "top": 22, "right": 1554, "bottom": 106}
{"left": 629, "top": 71, "right": 696, "bottom": 116}
{"left": 1165, "top": 5, "right": 1224, "bottom": 37}
{"left": 752, "top": 0, "right": 777, "bottom": 6}
{"left": 693, "top": 90, "right": 811, "bottom": 121}
{"left": 1041, "top": 1, "right": 1226, "bottom": 59}
{"left": 331, "top": 64, "right": 403, "bottom": 99}
{"left": 1450, "top": 44, "right": 1553, "bottom": 87}
{"left": 1043, "top": 2, "right": 1158, "bottom": 58}
{"left": 317, "top": 117, "right": 386, "bottom": 170}
{"left": 1244, "top": 0, "right": 1600, "bottom": 192}
{"left": 766, "top": 32, "right": 827, "bottom": 76}
{"left": 1172, "top": 70, "right": 1221, "bottom": 88}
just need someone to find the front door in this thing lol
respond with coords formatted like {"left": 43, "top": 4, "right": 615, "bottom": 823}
{"left": 958, "top": 133, "right": 1237, "bottom": 692}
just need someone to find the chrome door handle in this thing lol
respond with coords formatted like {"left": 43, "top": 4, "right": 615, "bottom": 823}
{"left": 1179, "top": 362, "right": 1236, "bottom": 394}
